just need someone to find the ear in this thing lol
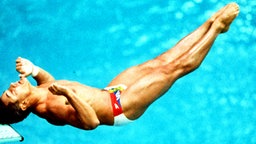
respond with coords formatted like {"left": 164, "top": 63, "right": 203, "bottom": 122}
{"left": 19, "top": 100, "right": 29, "bottom": 111}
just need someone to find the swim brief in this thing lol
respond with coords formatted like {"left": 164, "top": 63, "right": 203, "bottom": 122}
{"left": 104, "top": 84, "right": 133, "bottom": 126}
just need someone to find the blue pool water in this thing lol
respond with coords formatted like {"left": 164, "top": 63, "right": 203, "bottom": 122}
{"left": 1, "top": 0, "right": 256, "bottom": 143}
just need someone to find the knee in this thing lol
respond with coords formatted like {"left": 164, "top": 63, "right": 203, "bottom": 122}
{"left": 147, "top": 56, "right": 201, "bottom": 79}
{"left": 158, "top": 57, "right": 201, "bottom": 79}
{"left": 174, "top": 57, "right": 202, "bottom": 75}
{"left": 155, "top": 55, "right": 200, "bottom": 72}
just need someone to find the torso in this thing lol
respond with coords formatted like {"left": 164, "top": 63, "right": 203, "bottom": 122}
{"left": 33, "top": 80, "right": 114, "bottom": 129}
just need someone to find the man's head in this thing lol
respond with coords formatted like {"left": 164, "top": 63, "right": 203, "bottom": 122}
{"left": 0, "top": 76, "right": 32, "bottom": 124}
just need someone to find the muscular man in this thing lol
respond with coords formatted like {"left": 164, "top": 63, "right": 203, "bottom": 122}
{"left": 0, "top": 3, "right": 239, "bottom": 130}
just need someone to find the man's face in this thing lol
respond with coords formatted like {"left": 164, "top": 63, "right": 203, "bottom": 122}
{"left": 1, "top": 76, "right": 30, "bottom": 106}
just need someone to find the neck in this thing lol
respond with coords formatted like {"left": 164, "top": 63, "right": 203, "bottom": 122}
{"left": 27, "top": 86, "right": 47, "bottom": 111}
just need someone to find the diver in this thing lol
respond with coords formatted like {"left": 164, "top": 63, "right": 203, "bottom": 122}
{"left": 0, "top": 3, "right": 239, "bottom": 130}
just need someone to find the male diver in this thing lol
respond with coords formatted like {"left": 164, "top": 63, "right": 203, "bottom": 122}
{"left": 0, "top": 3, "right": 239, "bottom": 130}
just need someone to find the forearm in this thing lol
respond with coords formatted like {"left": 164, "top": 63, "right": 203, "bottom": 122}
{"left": 64, "top": 90, "right": 100, "bottom": 129}
{"left": 32, "top": 66, "right": 55, "bottom": 85}
{"left": 16, "top": 57, "right": 55, "bottom": 86}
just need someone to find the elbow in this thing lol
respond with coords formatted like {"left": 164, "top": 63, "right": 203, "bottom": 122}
{"left": 84, "top": 119, "right": 100, "bottom": 130}
{"left": 90, "top": 120, "right": 100, "bottom": 130}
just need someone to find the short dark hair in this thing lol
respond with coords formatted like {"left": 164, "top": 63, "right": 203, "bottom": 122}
{"left": 0, "top": 98, "right": 31, "bottom": 124}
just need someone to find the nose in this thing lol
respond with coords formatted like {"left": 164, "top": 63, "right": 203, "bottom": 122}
{"left": 10, "top": 82, "right": 18, "bottom": 89}
{"left": 10, "top": 83, "right": 16, "bottom": 87}
{"left": 19, "top": 75, "right": 27, "bottom": 84}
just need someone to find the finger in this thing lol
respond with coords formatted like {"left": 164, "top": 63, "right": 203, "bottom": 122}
{"left": 16, "top": 63, "right": 22, "bottom": 67}
{"left": 48, "top": 85, "right": 55, "bottom": 93}
{"left": 16, "top": 69, "right": 24, "bottom": 74}
{"left": 49, "top": 83, "right": 58, "bottom": 92}
{"left": 53, "top": 83, "right": 64, "bottom": 91}
{"left": 19, "top": 71, "right": 26, "bottom": 74}
{"left": 19, "top": 74, "right": 26, "bottom": 78}
{"left": 16, "top": 57, "right": 22, "bottom": 63}
{"left": 52, "top": 83, "right": 58, "bottom": 89}
{"left": 16, "top": 67, "right": 25, "bottom": 73}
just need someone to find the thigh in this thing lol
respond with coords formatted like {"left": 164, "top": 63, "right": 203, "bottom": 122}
{"left": 108, "top": 60, "right": 178, "bottom": 120}
{"left": 107, "top": 60, "right": 154, "bottom": 87}
{"left": 120, "top": 68, "right": 177, "bottom": 120}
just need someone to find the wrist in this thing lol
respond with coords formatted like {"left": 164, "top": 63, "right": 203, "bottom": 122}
{"left": 32, "top": 65, "right": 40, "bottom": 77}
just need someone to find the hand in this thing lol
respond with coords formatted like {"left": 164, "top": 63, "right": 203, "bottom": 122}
{"left": 16, "top": 57, "right": 34, "bottom": 77}
{"left": 48, "top": 83, "right": 70, "bottom": 96}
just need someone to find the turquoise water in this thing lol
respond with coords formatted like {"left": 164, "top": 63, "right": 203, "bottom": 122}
{"left": 1, "top": 0, "right": 256, "bottom": 143}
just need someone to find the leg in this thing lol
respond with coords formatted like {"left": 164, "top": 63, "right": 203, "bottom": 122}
{"left": 108, "top": 3, "right": 239, "bottom": 120}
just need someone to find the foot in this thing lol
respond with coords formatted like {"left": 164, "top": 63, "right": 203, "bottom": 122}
{"left": 213, "top": 3, "right": 240, "bottom": 33}
{"left": 209, "top": 2, "right": 230, "bottom": 22}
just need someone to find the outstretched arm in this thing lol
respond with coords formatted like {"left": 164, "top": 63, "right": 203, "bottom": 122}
{"left": 16, "top": 57, "right": 55, "bottom": 86}
{"left": 48, "top": 83, "right": 100, "bottom": 130}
